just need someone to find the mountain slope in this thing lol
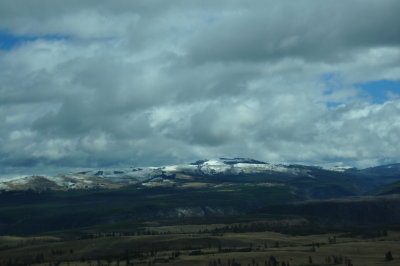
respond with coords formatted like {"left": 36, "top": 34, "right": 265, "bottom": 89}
{"left": 1, "top": 158, "right": 400, "bottom": 235}
{"left": 1, "top": 158, "right": 400, "bottom": 197}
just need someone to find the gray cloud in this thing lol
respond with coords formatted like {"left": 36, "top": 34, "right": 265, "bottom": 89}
{"left": 1, "top": 0, "right": 400, "bottom": 175}
{"left": 187, "top": 1, "right": 400, "bottom": 64}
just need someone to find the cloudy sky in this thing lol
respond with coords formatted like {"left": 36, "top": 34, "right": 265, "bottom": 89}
{"left": 1, "top": 0, "right": 400, "bottom": 175}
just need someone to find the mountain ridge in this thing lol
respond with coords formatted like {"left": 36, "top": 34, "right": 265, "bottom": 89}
{"left": 1, "top": 158, "right": 400, "bottom": 195}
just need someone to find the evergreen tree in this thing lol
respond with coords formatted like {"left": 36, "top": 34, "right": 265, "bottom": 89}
{"left": 385, "top": 251, "right": 393, "bottom": 261}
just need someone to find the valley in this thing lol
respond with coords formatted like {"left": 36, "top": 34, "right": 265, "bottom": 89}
{"left": 0, "top": 159, "right": 400, "bottom": 265}
{"left": 1, "top": 219, "right": 399, "bottom": 266}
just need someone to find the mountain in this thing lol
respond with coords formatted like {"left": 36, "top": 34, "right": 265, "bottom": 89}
{"left": 355, "top": 163, "right": 400, "bottom": 181}
{"left": 1, "top": 158, "right": 400, "bottom": 235}
{"left": 368, "top": 180, "right": 400, "bottom": 196}
{"left": 1, "top": 158, "right": 400, "bottom": 197}
{"left": 0, "top": 158, "right": 291, "bottom": 191}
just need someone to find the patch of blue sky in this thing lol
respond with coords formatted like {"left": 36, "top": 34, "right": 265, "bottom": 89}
{"left": 353, "top": 79, "right": 400, "bottom": 104}
{"left": 326, "top": 102, "right": 344, "bottom": 109}
{"left": 321, "top": 72, "right": 400, "bottom": 107}
{"left": 320, "top": 72, "right": 347, "bottom": 108}
{"left": 0, "top": 31, "right": 70, "bottom": 50}
{"left": 321, "top": 72, "right": 343, "bottom": 93}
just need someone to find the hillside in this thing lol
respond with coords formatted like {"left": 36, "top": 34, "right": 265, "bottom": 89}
{"left": 0, "top": 158, "right": 399, "bottom": 235}
{"left": 2, "top": 158, "right": 400, "bottom": 195}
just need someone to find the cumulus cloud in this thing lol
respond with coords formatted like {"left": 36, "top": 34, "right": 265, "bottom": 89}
{"left": 0, "top": 0, "right": 400, "bottom": 175}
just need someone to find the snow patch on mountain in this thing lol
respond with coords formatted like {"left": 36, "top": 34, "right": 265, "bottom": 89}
{"left": 2, "top": 158, "right": 385, "bottom": 191}
{"left": 328, "top": 166, "right": 356, "bottom": 172}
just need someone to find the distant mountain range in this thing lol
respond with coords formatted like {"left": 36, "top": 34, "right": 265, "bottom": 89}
{"left": 1, "top": 158, "right": 400, "bottom": 235}
{"left": 1, "top": 158, "right": 400, "bottom": 198}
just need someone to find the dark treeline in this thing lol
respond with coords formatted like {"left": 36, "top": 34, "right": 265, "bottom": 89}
{"left": 209, "top": 221, "right": 392, "bottom": 238}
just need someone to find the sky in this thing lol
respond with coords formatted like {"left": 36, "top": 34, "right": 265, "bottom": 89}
{"left": 1, "top": 0, "right": 400, "bottom": 175}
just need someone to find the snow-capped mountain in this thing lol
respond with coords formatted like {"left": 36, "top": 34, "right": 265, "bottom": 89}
{"left": 0, "top": 158, "right": 304, "bottom": 191}
{"left": 1, "top": 158, "right": 400, "bottom": 192}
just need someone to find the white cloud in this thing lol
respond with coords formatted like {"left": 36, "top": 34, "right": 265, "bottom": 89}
{"left": 0, "top": 0, "right": 400, "bottom": 174}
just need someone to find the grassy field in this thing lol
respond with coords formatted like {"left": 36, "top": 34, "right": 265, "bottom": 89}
{"left": 1, "top": 177, "right": 400, "bottom": 265}
{"left": 1, "top": 221, "right": 399, "bottom": 266}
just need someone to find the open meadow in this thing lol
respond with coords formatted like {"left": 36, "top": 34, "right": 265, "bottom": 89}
{"left": 1, "top": 220, "right": 399, "bottom": 266}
